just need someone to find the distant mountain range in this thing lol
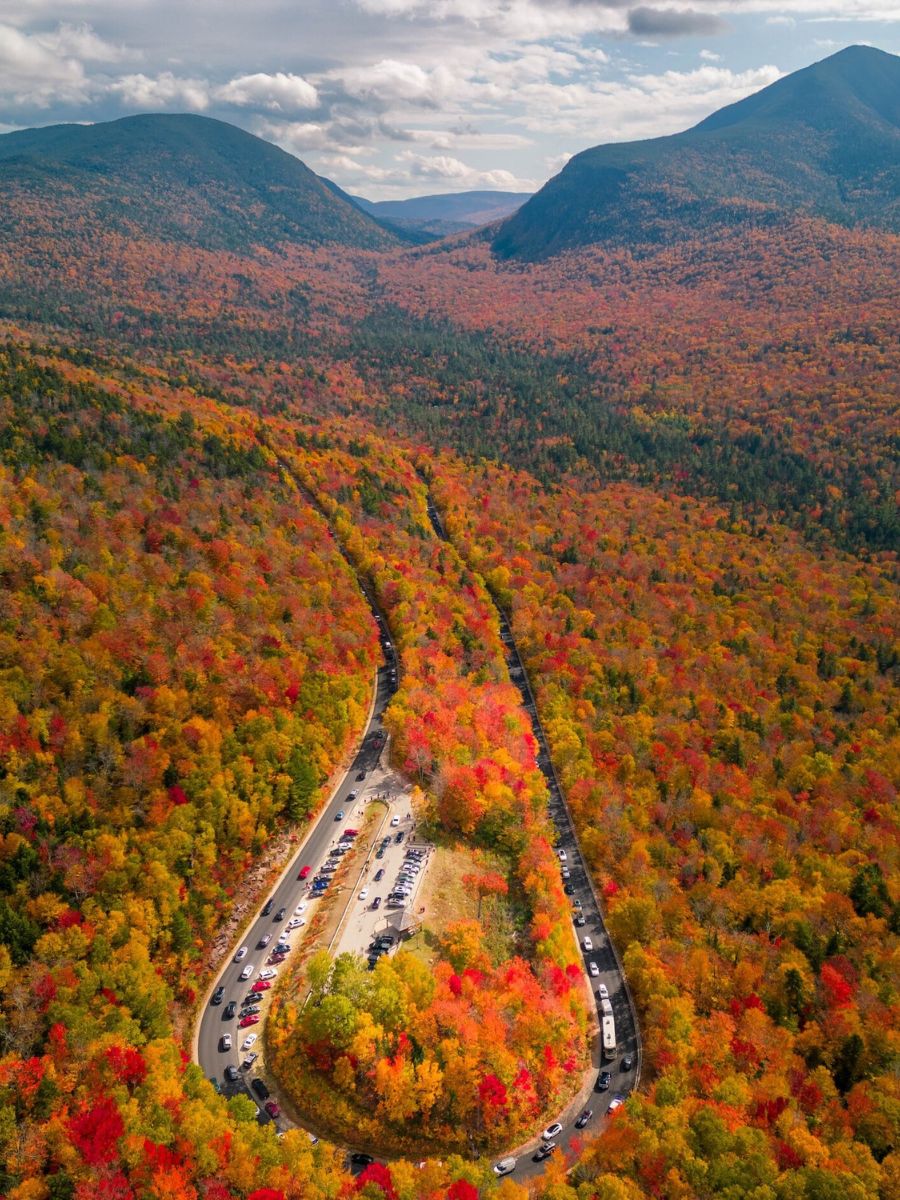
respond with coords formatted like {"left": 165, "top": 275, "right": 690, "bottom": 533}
{"left": 0, "top": 112, "right": 400, "bottom": 252}
{"left": 494, "top": 45, "right": 900, "bottom": 260}
{"left": 351, "top": 190, "right": 532, "bottom": 236}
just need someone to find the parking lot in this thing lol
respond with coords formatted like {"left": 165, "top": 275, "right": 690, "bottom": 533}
{"left": 332, "top": 806, "right": 431, "bottom": 964}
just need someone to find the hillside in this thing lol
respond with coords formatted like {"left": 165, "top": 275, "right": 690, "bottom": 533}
{"left": 0, "top": 112, "right": 399, "bottom": 252}
{"left": 493, "top": 45, "right": 900, "bottom": 259}
{"left": 353, "top": 189, "right": 532, "bottom": 236}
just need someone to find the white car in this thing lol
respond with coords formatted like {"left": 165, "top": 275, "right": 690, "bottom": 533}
{"left": 390, "top": 814, "right": 400, "bottom": 827}
{"left": 242, "top": 1052, "right": 258, "bottom": 1068}
{"left": 558, "top": 849, "right": 567, "bottom": 862}
{"left": 239, "top": 963, "right": 254, "bottom": 980}
{"left": 597, "top": 983, "right": 609, "bottom": 1000}
{"left": 589, "top": 961, "right": 600, "bottom": 978}
{"left": 607, "top": 1095, "right": 626, "bottom": 1114}
{"left": 220, "top": 1033, "right": 232, "bottom": 1051}
{"left": 258, "top": 968, "right": 277, "bottom": 980}
{"left": 541, "top": 1122, "right": 563, "bottom": 1142}
{"left": 287, "top": 918, "right": 305, "bottom": 930}
{"left": 242, "top": 1033, "right": 258, "bottom": 1050}
{"left": 359, "top": 888, "right": 369, "bottom": 900}
{"left": 234, "top": 946, "right": 248, "bottom": 962}
{"left": 294, "top": 903, "right": 307, "bottom": 914}
{"left": 493, "top": 1158, "right": 517, "bottom": 1177}
{"left": 583, "top": 937, "right": 593, "bottom": 952}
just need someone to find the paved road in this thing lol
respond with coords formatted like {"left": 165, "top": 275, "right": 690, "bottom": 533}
{"left": 425, "top": 497, "right": 642, "bottom": 1181}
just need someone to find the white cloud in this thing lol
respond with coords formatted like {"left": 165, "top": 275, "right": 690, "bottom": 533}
{"left": 0, "top": 20, "right": 90, "bottom": 107}
{"left": 700, "top": 49, "right": 720, "bottom": 61}
{"left": 109, "top": 71, "right": 210, "bottom": 111}
{"left": 37, "top": 22, "right": 131, "bottom": 64}
{"left": 215, "top": 71, "right": 318, "bottom": 113}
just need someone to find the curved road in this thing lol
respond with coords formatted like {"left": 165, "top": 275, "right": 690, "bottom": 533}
{"left": 194, "top": 488, "right": 640, "bottom": 1182}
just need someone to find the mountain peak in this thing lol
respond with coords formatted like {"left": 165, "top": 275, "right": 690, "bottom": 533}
{"left": 494, "top": 44, "right": 900, "bottom": 260}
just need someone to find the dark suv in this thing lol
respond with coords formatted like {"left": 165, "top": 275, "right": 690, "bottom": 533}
{"left": 252, "top": 1078, "right": 269, "bottom": 1100}
{"left": 211, "top": 985, "right": 225, "bottom": 1006}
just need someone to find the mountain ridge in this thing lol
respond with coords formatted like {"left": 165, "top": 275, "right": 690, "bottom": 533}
{"left": 493, "top": 45, "right": 900, "bottom": 260}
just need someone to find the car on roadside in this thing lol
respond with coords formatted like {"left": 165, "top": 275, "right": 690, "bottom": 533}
{"left": 242, "top": 1033, "right": 258, "bottom": 1049}
{"left": 390, "top": 815, "right": 400, "bottom": 827}
{"left": 541, "top": 1122, "right": 563, "bottom": 1142}
{"left": 359, "top": 888, "right": 369, "bottom": 901}
{"left": 265, "top": 1100, "right": 281, "bottom": 1118}
{"left": 258, "top": 934, "right": 271, "bottom": 949}
{"left": 374, "top": 869, "right": 385, "bottom": 882}
{"left": 286, "top": 918, "right": 304, "bottom": 930}
{"left": 371, "top": 897, "right": 381, "bottom": 910}
{"left": 224, "top": 1001, "right": 237, "bottom": 1019}
{"left": 241, "top": 1005, "right": 260, "bottom": 1017}
{"left": 239, "top": 1015, "right": 260, "bottom": 1028}
{"left": 350, "top": 1153, "right": 374, "bottom": 1167}
{"left": 575, "top": 1108, "right": 593, "bottom": 1129}
{"left": 621, "top": 1054, "right": 635, "bottom": 1072}
{"left": 588, "top": 961, "right": 600, "bottom": 977}
{"left": 572, "top": 898, "right": 583, "bottom": 910}
{"left": 225, "top": 1065, "right": 240, "bottom": 1082}
{"left": 295, "top": 902, "right": 307, "bottom": 914}
{"left": 234, "top": 947, "right": 248, "bottom": 962}
{"left": 262, "top": 899, "right": 274, "bottom": 915}
{"left": 597, "top": 983, "right": 609, "bottom": 999}
{"left": 211, "top": 986, "right": 225, "bottom": 1006}
{"left": 561, "top": 866, "right": 571, "bottom": 880}
{"left": 250, "top": 980, "right": 271, "bottom": 993}
{"left": 574, "top": 914, "right": 586, "bottom": 927}
{"left": 258, "top": 968, "right": 277, "bottom": 980}
{"left": 607, "top": 1094, "right": 627, "bottom": 1114}
{"left": 533, "top": 1143, "right": 557, "bottom": 1162}
{"left": 395, "top": 831, "right": 405, "bottom": 844}
{"left": 220, "top": 1034, "right": 232, "bottom": 1051}
{"left": 343, "top": 829, "right": 359, "bottom": 838}
{"left": 239, "top": 963, "right": 254, "bottom": 980}
{"left": 493, "top": 1158, "right": 517, "bottom": 1177}
{"left": 583, "top": 937, "right": 593, "bottom": 952}
{"left": 298, "top": 865, "right": 312, "bottom": 880}
{"left": 242, "top": 1052, "right": 258, "bottom": 1068}
{"left": 375, "top": 849, "right": 385, "bottom": 860}
{"left": 252, "top": 1078, "right": 269, "bottom": 1100}
{"left": 558, "top": 849, "right": 567, "bottom": 862}
{"left": 595, "top": 1071, "right": 611, "bottom": 1092}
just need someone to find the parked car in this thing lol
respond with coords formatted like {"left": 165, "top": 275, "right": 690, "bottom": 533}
{"left": 234, "top": 947, "right": 248, "bottom": 962}
{"left": 375, "top": 848, "right": 385, "bottom": 860}
{"left": 220, "top": 1034, "right": 232, "bottom": 1051}
{"left": 343, "top": 829, "right": 358, "bottom": 838}
{"left": 242, "top": 1052, "right": 258, "bottom": 1068}
{"left": 558, "top": 849, "right": 568, "bottom": 862}
{"left": 589, "top": 961, "right": 600, "bottom": 977}
{"left": 583, "top": 937, "right": 594, "bottom": 952}
{"left": 374, "top": 869, "right": 385, "bottom": 882}
{"left": 298, "top": 865, "right": 312, "bottom": 879}
{"left": 242, "top": 1033, "right": 258, "bottom": 1049}
{"left": 225, "top": 1065, "right": 240, "bottom": 1082}
{"left": 574, "top": 914, "right": 586, "bottom": 927}
{"left": 211, "top": 985, "right": 225, "bottom": 1006}
{"left": 563, "top": 883, "right": 574, "bottom": 895}
{"left": 295, "top": 902, "right": 307, "bottom": 914}
{"left": 252, "top": 1078, "right": 269, "bottom": 1100}
{"left": 287, "top": 917, "right": 304, "bottom": 930}
{"left": 541, "top": 1122, "right": 563, "bottom": 1142}
{"left": 239, "top": 1015, "right": 260, "bottom": 1028}
{"left": 239, "top": 963, "right": 254, "bottom": 980}
{"left": 265, "top": 1100, "right": 281, "bottom": 1118}
{"left": 621, "top": 1054, "right": 635, "bottom": 1072}
{"left": 597, "top": 983, "right": 609, "bottom": 999}
{"left": 258, "top": 968, "right": 277, "bottom": 980}
{"left": 262, "top": 899, "right": 274, "bottom": 915}
{"left": 561, "top": 866, "right": 571, "bottom": 880}
{"left": 575, "top": 1108, "right": 593, "bottom": 1129}
{"left": 359, "top": 888, "right": 369, "bottom": 901}
{"left": 224, "top": 1001, "right": 237, "bottom": 1019}
{"left": 607, "top": 1094, "right": 627, "bottom": 1114}
{"left": 250, "top": 980, "right": 271, "bottom": 993}
{"left": 350, "top": 1153, "right": 374, "bottom": 1167}
{"left": 533, "top": 1143, "right": 557, "bottom": 1162}
{"left": 371, "top": 897, "right": 382, "bottom": 910}
{"left": 390, "top": 814, "right": 400, "bottom": 827}
{"left": 493, "top": 1158, "right": 517, "bottom": 1177}
{"left": 572, "top": 898, "right": 583, "bottom": 910}
{"left": 595, "top": 1071, "right": 611, "bottom": 1092}
{"left": 241, "top": 1005, "right": 260, "bottom": 1017}
{"left": 258, "top": 934, "right": 271, "bottom": 948}
{"left": 395, "top": 831, "right": 405, "bottom": 843}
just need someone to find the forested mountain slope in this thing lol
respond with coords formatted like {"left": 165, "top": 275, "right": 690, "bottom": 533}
{"left": 493, "top": 45, "right": 900, "bottom": 259}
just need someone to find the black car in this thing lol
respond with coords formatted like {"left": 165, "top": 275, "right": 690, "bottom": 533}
{"left": 533, "top": 1143, "right": 557, "bottom": 1162}
{"left": 575, "top": 1108, "right": 593, "bottom": 1129}
{"left": 211, "top": 985, "right": 225, "bottom": 1006}
{"left": 595, "top": 1071, "right": 611, "bottom": 1092}
{"left": 241, "top": 1004, "right": 261, "bottom": 1017}
{"left": 258, "top": 934, "right": 271, "bottom": 949}
{"left": 374, "top": 869, "right": 385, "bottom": 882}
{"left": 621, "top": 1054, "right": 635, "bottom": 1072}
{"left": 275, "top": 907, "right": 286, "bottom": 921}
{"left": 350, "top": 1153, "right": 374, "bottom": 1167}
{"left": 356, "top": 771, "right": 366, "bottom": 781}
{"left": 395, "top": 831, "right": 405, "bottom": 844}
{"left": 224, "top": 1000, "right": 237, "bottom": 1019}
{"left": 252, "top": 1078, "right": 269, "bottom": 1100}
{"left": 574, "top": 914, "right": 586, "bottom": 927}
{"left": 371, "top": 897, "right": 382, "bottom": 910}
{"left": 563, "top": 883, "right": 574, "bottom": 896}
{"left": 224, "top": 1065, "right": 240, "bottom": 1083}
{"left": 262, "top": 899, "right": 274, "bottom": 916}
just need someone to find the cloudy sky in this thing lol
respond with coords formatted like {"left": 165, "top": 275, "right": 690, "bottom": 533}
{"left": 0, "top": 2, "right": 897, "bottom": 198}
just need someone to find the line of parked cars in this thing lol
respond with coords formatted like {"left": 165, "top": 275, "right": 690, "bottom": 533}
{"left": 366, "top": 933, "right": 395, "bottom": 970}
{"left": 386, "top": 845, "right": 425, "bottom": 907}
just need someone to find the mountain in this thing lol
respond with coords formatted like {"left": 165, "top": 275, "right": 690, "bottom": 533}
{"left": 0, "top": 112, "right": 400, "bottom": 252}
{"left": 353, "top": 189, "right": 532, "bottom": 236}
{"left": 493, "top": 45, "right": 900, "bottom": 260}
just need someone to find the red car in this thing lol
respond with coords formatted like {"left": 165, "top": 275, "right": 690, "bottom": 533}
{"left": 250, "top": 980, "right": 271, "bottom": 993}
{"left": 343, "top": 829, "right": 358, "bottom": 838}
{"left": 298, "top": 864, "right": 312, "bottom": 880}
{"left": 264, "top": 1100, "right": 281, "bottom": 1118}
{"left": 239, "top": 1015, "right": 260, "bottom": 1028}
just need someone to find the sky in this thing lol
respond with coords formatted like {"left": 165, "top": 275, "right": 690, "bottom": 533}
{"left": 0, "top": 2, "right": 897, "bottom": 199}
